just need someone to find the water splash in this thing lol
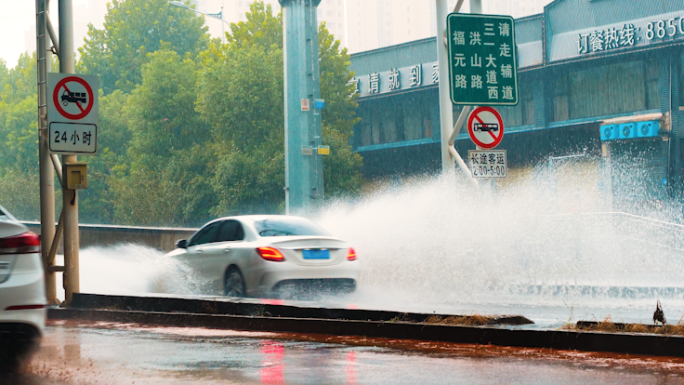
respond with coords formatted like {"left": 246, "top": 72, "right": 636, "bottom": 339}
{"left": 316, "top": 160, "right": 684, "bottom": 320}
{"left": 53, "top": 157, "right": 684, "bottom": 326}
{"left": 55, "top": 244, "right": 202, "bottom": 301}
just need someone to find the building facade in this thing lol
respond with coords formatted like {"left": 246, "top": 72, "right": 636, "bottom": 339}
{"left": 349, "top": 0, "right": 684, "bottom": 208}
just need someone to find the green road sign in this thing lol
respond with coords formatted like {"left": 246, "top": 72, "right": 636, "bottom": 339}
{"left": 447, "top": 14, "right": 518, "bottom": 106}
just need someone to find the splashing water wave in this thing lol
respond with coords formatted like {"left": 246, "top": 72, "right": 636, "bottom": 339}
{"left": 58, "top": 160, "right": 684, "bottom": 326}
{"left": 316, "top": 166, "right": 684, "bottom": 323}
{"left": 55, "top": 243, "right": 202, "bottom": 301}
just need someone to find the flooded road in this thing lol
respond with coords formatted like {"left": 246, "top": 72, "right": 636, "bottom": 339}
{"left": 9, "top": 320, "right": 684, "bottom": 385}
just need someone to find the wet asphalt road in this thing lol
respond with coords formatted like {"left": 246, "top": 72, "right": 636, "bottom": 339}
{"left": 8, "top": 320, "right": 684, "bottom": 385}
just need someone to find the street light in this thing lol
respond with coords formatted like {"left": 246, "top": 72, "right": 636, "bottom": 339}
{"left": 168, "top": 1, "right": 228, "bottom": 44}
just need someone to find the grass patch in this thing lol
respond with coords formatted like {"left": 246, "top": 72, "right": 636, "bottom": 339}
{"left": 573, "top": 316, "right": 684, "bottom": 337}
{"left": 423, "top": 314, "right": 494, "bottom": 326}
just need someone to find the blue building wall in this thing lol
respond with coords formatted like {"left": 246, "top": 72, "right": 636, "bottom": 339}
{"left": 348, "top": 0, "right": 684, "bottom": 200}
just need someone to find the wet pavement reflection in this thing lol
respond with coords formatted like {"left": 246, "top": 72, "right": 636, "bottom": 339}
{"left": 10, "top": 320, "right": 684, "bottom": 384}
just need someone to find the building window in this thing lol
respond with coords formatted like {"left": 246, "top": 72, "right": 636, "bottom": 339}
{"left": 553, "top": 73, "right": 570, "bottom": 122}
{"left": 568, "top": 61, "right": 646, "bottom": 120}
{"left": 382, "top": 110, "right": 397, "bottom": 143}
{"left": 404, "top": 106, "right": 423, "bottom": 141}
{"left": 361, "top": 121, "right": 372, "bottom": 146}
{"left": 521, "top": 81, "right": 535, "bottom": 126}
{"left": 680, "top": 54, "right": 684, "bottom": 107}
{"left": 496, "top": 80, "right": 534, "bottom": 128}
{"left": 645, "top": 59, "right": 659, "bottom": 110}
{"left": 371, "top": 113, "right": 383, "bottom": 145}
{"left": 423, "top": 118, "right": 432, "bottom": 139}
{"left": 395, "top": 110, "right": 406, "bottom": 142}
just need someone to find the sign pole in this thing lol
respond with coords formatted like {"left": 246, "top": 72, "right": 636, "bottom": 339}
{"left": 58, "top": 0, "right": 80, "bottom": 304}
{"left": 436, "top": 0, "right": 479, "bottom": 182}
{"left": 436, "top": 0, "right": 456, "bottom": 173}
{"left": 36, "top": 0, "right": 57, "bottom": 304}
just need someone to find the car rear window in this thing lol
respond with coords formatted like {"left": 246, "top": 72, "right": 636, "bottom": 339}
{"left": 254, "top": 217, "right": 330, "bottom": 237}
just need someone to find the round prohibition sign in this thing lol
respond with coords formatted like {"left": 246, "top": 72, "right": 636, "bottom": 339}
{"left": 467, "top": 106, "right": 505, "bottom": 149}
{"left": 52, "top": 76, "right": 94, "bottom": 120}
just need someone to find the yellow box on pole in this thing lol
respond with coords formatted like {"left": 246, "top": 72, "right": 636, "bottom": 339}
{"left": 63, "top": 162, "right": 87, "bottom": 189}
{"left": 317, "top": 145, "right": 330, "bottom": 155}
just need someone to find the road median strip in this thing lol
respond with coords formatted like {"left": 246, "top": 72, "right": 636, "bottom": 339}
{"left": 45, "top": 293, "right": 684, "bottom": 358}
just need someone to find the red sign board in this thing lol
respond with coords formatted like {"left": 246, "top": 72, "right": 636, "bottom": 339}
{"left": 467, "top": 106, "right": 505, "bottom": 149}
{"left": 52, "top": 76, "right": 95, "bottom": 120}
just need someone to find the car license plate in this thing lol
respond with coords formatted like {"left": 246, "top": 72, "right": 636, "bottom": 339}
{"left": 302, "top": 249, "right": 330, "bottom": 260}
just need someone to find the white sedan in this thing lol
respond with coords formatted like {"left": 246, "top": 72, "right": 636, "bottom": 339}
{"left": 167, "top": 215, "right": 359, "bottom": 298}
{"left": 0, "top": 205, "right": 46, "bottom": 365}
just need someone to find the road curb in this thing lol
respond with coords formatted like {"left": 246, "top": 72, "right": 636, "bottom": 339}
{"left": 48, "top": 307, "right": 684, "bottom": 358}
{"left": 68, "top": 293, "right": 532, "bottom": 325}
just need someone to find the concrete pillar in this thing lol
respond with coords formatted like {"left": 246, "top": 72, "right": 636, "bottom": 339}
{"left": 279, "top": 0, "right": 324, "bottom": 215}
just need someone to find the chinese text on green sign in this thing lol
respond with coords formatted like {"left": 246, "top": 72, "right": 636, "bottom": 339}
{"left": 447, "top": 14, "right": 518, "bottom": 106}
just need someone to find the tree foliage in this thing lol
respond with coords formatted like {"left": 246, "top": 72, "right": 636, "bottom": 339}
{"left": 109, "top": 50, "right": 214, "bottom": 226}
{"left": 0, "top": 0, "right": 362, "bottom": 225}
{"left": 197, "top": 38, "right": 285, "bottom": 214}
{"left": 78, "top": 0, "right": 209, "bottom": 94}
{"left": 198, "top": 2, "right": 362, "bottom": 215}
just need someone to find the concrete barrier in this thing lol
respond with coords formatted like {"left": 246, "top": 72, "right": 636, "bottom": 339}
{"left": 22, "top": 222, "right": 197, "bottom": 252}
{"left": 49, "top": 293, "right": 684, "bottom": 358}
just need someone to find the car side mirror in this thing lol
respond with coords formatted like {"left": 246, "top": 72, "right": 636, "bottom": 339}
{"left": 176, "top": 239, "right": 187, "bottom": 249}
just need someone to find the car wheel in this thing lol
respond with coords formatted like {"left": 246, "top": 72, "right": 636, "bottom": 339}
{"left": 224, "top": 267, "right": 246, "bottom": 297}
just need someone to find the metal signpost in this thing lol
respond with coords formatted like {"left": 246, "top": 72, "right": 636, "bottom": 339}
{"left": 435, "top": 1, "right": 518, "bottom": 181}
{"left": 446, "top": 14, "right": 518, "bottom": 106}
{"left": 36, "top": 0, "right": 96, "bottom": 304}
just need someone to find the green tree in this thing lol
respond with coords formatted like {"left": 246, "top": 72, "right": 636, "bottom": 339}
{"left": 1, "top": 96, "right": 39, "bottom": 173}
{"left": 79, "top": 90, "right": 131, "bottom": 223}
{"left": 126, "top": 50, "right": 208, "bottom": 169}
{"left": 197, "top": 2, "right": 362, "bottom": 215}
{"left": 1, "top": 53, "right": 37, "bottom": 105}
{"left": 0, "top": 53, "right": 39, "bottom": 174}
{"left": 198, "top": 40, "right": 284, "bottom": 214}
{"left": 0, "top": 54, "right": 41, "bottom": 220}
{"left": 77, "top": 0, "right": 210, "bottom": 94}
{"left": 317, "top": 23, "right": 363, "bottom": 197}
{"left": 110, "top": 50, "right": 214, "bottom": 226}
{"left": 0, "top": 59, "right": 9, "bottom": 93}
{"left": 226, "top": 1, "right": 282, "bottom": 50}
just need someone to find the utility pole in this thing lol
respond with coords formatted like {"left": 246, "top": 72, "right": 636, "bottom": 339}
{"left": 436, "top": 0, "right": 456, "bottom": 173}
{"left": 471, "top": 0, "right": 482, "bottom": 14}
{"left": 436, "top": 0, "right": 482, "bottom": 180}
{"left": 59, "top": 0, "right": 80, "bottom": 303}
{"left": 36, "top": 0, "right": 56, "bottom": 303}
{"left": 279, "top": 0, "right": 324, "bottom": 215}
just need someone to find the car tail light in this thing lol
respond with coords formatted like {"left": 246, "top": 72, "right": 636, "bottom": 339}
{"left": 0, "top": 232, "right": 40, "bottom": 255}
{"left": 5, "top": 304, "right": 46, "bottom": 311}
{"left": 347, "top": 247, "right": 357, "bottom": 261}
{"left": 257, "top": 247, "right": 285, "bottom": 262}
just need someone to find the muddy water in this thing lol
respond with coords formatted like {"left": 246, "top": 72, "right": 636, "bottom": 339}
{"left": 17, "top": 320, "right": 684, "bottom": 385}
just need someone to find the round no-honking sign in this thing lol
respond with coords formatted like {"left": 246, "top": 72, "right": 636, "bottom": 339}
{"left": 467, "top": 106, "right": 505, "bottom": 149}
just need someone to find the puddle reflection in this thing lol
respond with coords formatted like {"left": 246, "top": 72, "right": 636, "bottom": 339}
{"left": 260, "top": 340, "right": 284, "bottom": 384}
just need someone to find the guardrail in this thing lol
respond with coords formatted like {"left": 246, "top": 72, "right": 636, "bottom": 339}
{"left": 22, "top": 221, "right": 197, "bottom": 252}
{"left": 21, "top": 211, "right": 683, "bottom": 254}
